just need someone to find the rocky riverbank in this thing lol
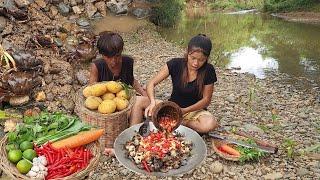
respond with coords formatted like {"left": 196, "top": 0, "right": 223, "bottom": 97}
{"left": 0, "top": 1, "right": 319, "bottom": 179}
{"left": 86, "top": 26, "right": 319, "bottom": 180}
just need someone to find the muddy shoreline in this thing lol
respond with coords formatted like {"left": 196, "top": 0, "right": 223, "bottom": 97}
{"left": 0, "top": 3, "right": 319, "bottom": 179}
{"left": 272, "top": 12, "right": 320, "bottom": 24}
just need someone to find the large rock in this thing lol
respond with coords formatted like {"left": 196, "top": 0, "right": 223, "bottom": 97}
{"left": 106, "top": 0, "right": 131, "bottom": 15}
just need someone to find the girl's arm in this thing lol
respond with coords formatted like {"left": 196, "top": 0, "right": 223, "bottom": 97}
{"left": 133, "top": 78, "right": 147, "bottom": 96}
{"left": 181, "top": 84, "right": 214, "bottom": 114}
{"left": 89, "top": 63, "right": 98, "bottom": 84}
{"left": 145, "top": 64, "right": 170, "bottom": 116}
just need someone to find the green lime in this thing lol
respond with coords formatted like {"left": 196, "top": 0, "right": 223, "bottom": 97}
{"left": 6, "top": 144, "right": 18, "bottom": 152}
{"left": 8, "top": 149, "right": 22, "bottom": 163}
{"left": 16, "top": 159, "right": 32, "bottom": 174}
{"left": 22, "top": 149, "right": 37, "bottom": 161}
{"left": 19, "top": 141, "right": 33, "bottom": 151}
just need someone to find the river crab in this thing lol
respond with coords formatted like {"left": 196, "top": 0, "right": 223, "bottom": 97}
{"left": 0, "top": 71, "right": 42, "bottom": 106}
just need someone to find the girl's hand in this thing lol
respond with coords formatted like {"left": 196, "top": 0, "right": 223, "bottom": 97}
{"left": 145, "top": 101, "right": 156, "bottom": 117}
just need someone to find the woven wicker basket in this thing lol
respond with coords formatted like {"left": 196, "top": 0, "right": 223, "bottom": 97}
{"left": 0, "top": 135, "right": 101, "bottom": 180}
{"left": 211, "top": 139, "right": 240, "bottom": 161}
{"left": 74, "top": 84, "right": 136, "bottom": 148}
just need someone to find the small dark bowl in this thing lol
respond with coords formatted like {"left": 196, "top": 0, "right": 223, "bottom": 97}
{"left": 152, "top": 101, "right": 183, "bottom": 132}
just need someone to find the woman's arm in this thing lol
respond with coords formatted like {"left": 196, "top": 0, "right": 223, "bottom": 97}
{"left": 133, "top": 78, "right": 147, "bottom": 96}
{"left": 181, "top": 84, "right": 214, "bottom": 114}
{"left": 145, "top": 64, "right": 170, "bottom": 116}
{"left": 89, "top": 63, "right": 98, "bottom": 84}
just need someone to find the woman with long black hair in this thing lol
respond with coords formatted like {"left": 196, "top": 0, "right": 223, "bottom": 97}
{"left": 130, "top": 34, "right": 218, "bottom": 133}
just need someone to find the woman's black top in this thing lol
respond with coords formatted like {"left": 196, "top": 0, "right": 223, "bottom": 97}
{"left": 167, "top": 58, "right": 217, "bottom": 108}
{"left": 93, "top": 56, "right": 134, "bottom": 85}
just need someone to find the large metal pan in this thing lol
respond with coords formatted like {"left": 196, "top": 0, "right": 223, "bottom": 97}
{"left": 114, "top": 122, "right": 207, "bottom": 177}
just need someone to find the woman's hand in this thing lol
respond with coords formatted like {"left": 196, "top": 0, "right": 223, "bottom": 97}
{"left": 145, "top": 101, "right": 156, "bottom": 117}
{"left": 181, "top": 108, "right": 188, "bottom": 115}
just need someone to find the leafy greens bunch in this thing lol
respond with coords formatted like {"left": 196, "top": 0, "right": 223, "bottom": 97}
{"left": 7, "top": 112, "right": 90, "bottom": 146}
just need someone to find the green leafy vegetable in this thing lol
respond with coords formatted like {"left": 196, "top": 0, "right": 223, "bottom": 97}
{"left": 236, "top": 139, "right": 266, "bottom": 162}
{"left": 8, "top": 111, "right": 91, "bottom": 146}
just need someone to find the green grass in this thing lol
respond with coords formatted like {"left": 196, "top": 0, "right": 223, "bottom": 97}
{"left": 309, "top": 4, "right": 320, "bottom": 12}
{"left": 263, "top": 0, "right": 318, "bottom": 12}
{"left": 149, "top": 0, "right": 185, "bottom": 27}
{"left": 208, "top": 0, "right": 264, "bottom": 11}
{"left": 207, "top": 0, "right": 319, "bottom": 12}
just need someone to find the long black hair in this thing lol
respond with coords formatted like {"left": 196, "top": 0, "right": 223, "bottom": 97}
{"left": 181, "top": 34, "right": 212, "bottom": 97}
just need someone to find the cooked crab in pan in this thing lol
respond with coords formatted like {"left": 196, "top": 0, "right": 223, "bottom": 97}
{"left": 125, "top": 130, "right": 193, "bottom": 172}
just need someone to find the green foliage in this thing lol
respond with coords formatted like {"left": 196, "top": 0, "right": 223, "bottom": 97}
{"left": 209, "top": 0, "right": 264, "bottom": 10}
{"left": 150, "top": 0, "right": 185, "bottom": 27}
{"left": 263, "top": 0, "right": 317, "bottom": 12}
{"left": 207, "top": 0, "right": 318, "bottom": 12}
{"left": 236, "top": 139, "right": 267, "bottom": 162}
{"left": 282, "top": 138, "right": 297, "bottom": 159}
{"left": 7, "top": 112, "right": 90, "bottom": 146}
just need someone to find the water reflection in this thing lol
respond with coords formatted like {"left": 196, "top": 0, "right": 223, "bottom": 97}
{"left": 228, "top": 47, "right": 278, "bottom": 78}
{"left": 158, "top": 9, "right": 320, "bottom": 87}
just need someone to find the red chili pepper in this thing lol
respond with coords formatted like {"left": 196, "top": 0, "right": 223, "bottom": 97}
{"left": 142, "top": 160, "right": 151, "bottom": 172}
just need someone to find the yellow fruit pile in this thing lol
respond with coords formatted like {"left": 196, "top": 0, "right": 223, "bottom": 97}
{"left": 83, "top": 81, "right": 130, "bottom": 114}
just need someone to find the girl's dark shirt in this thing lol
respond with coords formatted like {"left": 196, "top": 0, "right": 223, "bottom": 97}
{"left": 93, "top": 56, "right": 134, "bottom": 85}
{"left": 167, "top": 58, "right": 217, "bottom": 108}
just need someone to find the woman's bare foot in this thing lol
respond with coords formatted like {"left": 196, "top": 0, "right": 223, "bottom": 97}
{"left": 104, "top": 148, "right": 115, "bottom": 156}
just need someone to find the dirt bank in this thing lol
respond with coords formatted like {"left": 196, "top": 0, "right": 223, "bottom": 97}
{"left": 272, "top": 12, "right": 320, "bottom": 24}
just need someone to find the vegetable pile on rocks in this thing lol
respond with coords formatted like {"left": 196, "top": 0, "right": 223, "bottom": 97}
{"left": 83, "top": 81, "right": 132, "bottom": 114}
{"left": 5, "top": 111, "right": 104, "bottom": 179}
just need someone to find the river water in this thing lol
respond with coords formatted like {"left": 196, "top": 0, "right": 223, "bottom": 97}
{"left": 158, "top": 10, "right": 320, "bottom": 88}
